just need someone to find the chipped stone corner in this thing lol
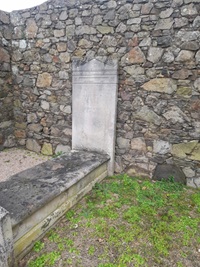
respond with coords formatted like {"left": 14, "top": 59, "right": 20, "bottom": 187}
{"left": 0, "top": 206, "right": 14, "bottom": 267}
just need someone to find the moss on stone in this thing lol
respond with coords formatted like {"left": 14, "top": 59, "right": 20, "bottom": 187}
{"left": 41, "top": 143, "right": 53, "bottom": 156}
{"left": 176, "top": 86, "right": 192, "bottom": 98}
{"left": 172, "top": 141, "right": 198, "bottom": 159}
{"left": 189, "top": 144, "right": 200, "bottom": 161}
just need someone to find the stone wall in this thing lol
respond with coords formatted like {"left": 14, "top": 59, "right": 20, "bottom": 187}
{"left": 4, "top": 0, "right": 200, "bottom": 185}
{"left": 0, "top": 10, "right": 15, "bottom": 150}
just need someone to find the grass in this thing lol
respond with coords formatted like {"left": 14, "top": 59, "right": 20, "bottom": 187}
{"left": 22, "top": 174, "right": 200, "bottom": 267}
{"left": 52, "top": 151, "right": 64, "bottom": 158}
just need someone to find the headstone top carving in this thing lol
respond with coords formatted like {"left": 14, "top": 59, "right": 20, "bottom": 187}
{"left": 73, "top": 58, "right": 118, "bottom": 85}
{"left": 73, "top": 58, "right": 118, "bottom": 69}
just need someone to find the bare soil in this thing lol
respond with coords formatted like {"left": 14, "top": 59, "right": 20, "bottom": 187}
{"left": 0, "top": 148, "right": 49, "bottom": 182}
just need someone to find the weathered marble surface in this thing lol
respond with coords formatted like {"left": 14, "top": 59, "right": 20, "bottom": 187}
{"left": 0, "top": 151, "right": 109, "bottom": 226}
{"left": 72, "top": 59, "right": 118, "bottom": 175}
{"left": 0, "top": 206, "right": 13, "bottom": 267}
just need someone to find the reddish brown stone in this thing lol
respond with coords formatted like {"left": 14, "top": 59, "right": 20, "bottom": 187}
{"left": 25, "top": 19, "right": 38, "bottom": 38}
{"left": 121, "top": 91, "right": 131, "bottom": 101}
{"left": 24, "top": 65, "right": 30, "bottom": 71}
{"left": 53, "top": 56, "right": 59, "bottom": 63}
{"left": 160, "top": 129, "right": 172, "bottom": 136}
{"left": 0, "top": 134, "right": 3, "bottom": 145}
{"left": 152, "top": 30, "right": 162, "bottom": 37}
{"left": 128, "top": 36, "right": 138, "bottom": 47}
{"left": 0, "top": 48, "right": 10, "bottom": 62}
{"left": 191, "top": 100, "right": 200, "bottom": 111}
{"left": 35, "top": 40, "right": 44, "bottom": 47}
{"left": 40, "top": 118, "right": 47, "bottom": 127}
{"left": 126, "top": 47, "right": 145, "bottom": 64}
{"left": 141, "top": 3, "right": 153, "bottom": 14}
{"left": 124, "top": 79, "right": 135, "bottom": 86}
{"left": 14, "top": 130, "right": 26, "bottom": 139}
{"left": 29, "top": 95, "right": 38, "bottom": 102}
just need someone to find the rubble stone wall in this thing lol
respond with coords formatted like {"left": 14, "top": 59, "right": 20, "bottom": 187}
{"left": 2, "top": 0, "right": 200, "bottom": 185}
{"left": 0, "top": 11, "right": 15, "bottom": 150}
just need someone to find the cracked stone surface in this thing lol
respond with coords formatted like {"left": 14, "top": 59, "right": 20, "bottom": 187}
{"left": 0, "top": 151, "right": 109, "bottom": 226}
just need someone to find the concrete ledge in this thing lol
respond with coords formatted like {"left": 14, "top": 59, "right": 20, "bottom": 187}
{"left": 0, "top": 150, "right": 109, "bottom": 264}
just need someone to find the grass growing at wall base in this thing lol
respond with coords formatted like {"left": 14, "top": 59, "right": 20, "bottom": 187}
{"left": 22, "top": 175, "right": 200, "bottom": 267}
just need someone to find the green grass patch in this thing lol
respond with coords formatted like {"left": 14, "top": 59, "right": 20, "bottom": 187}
{"left": 25, "top": 175, "right": 200, "bottom": 267}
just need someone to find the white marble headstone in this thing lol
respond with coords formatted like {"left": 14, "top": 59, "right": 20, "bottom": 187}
{"left": 72, "top": 59, "right": 118, "bottom": 175}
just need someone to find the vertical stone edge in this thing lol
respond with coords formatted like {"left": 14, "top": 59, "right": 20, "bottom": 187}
{"left": 0, "top": 206, "right": 14, "bottom": 267}
{"left": 108, "top": 60, "right": 118, "bottom": 176}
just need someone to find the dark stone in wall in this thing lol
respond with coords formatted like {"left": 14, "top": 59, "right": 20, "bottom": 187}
{"left": 152, "top": 164, "right": 186, "bottom": 185}
{"left": 156, "top": 36, "right": 172, "bottom": 48}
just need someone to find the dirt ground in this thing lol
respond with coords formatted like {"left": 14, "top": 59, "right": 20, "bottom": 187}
{"left": 0, "top": 148, "right": 49, "bottom": 182}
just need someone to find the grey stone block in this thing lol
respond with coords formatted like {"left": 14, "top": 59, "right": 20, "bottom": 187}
{"left": 0, "top": 151, "right": 109, "bottom": 227}
{"left": 0, "top": 151, "right": 109, "bottom": 260}
{"left": 0, "top": 207, "right": 14, "bottom": 267}
{"left": 152, "top": 164, "right": 186, "bottom": 184}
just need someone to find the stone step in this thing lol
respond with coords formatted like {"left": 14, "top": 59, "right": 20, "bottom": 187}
{"left": 0, "top": 150, "right": 109, "bottom": 263}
